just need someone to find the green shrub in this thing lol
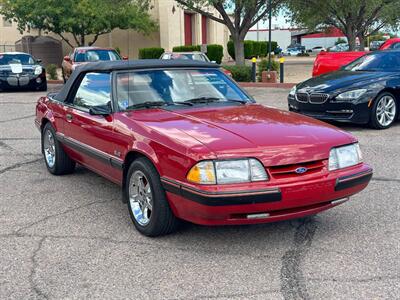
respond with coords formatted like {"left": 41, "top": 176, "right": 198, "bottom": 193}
{"left": 257, "top": 58, "right": 279, "bottom": 81}
{"left": 222, "top": 65, "right": 252, "bottom": 82}
{"left": 138, "top": 47, "right": 165, "bottom": 59}
{"left": 252, "top": 41, "right": 262, "bottom": 57}
{"left": 206, "top": 44, "right": 224, "bottom": 64}
{"left": 244, "top": 40, "right": 254, "bottom": 59}
{"left": 46, "top": 64, "right": 58, "bottom": 80}
{"left": 228, "top": 40, "right": 278, "bottom": 59}
{"left": 172, "top": 45, "right": 201, "bottom": 52}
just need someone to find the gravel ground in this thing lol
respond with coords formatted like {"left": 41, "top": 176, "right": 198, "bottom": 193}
{"left": 0, "top": 85, "right": 399, "bottom": 300}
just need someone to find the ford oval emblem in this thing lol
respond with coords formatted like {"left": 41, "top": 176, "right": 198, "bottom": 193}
{"left": 295, "top": 167, "right": 308, "bottom": 174}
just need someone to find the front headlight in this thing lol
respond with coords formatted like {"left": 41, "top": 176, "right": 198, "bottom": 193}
{"left": 187, "top": 159, "right": 268, "bottom": 185}
{"left": 336, "top": 89, "right": 367, "bottom": 101}
{"left": 34, "top": 66, "right": 43, "bottom": 75}
{"left": 329, "top": 143, "right": 363, "bottom": 171}
{"left": 289, "top": 86, "right": 297, "bottom": 96}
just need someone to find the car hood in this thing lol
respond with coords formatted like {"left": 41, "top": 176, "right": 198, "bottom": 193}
{"left": 0, "top": 64, "right": 38, "bottom": 73}
{"left": 297, "top": 70, "right": 392, "bottom": 93}
{"left": 127, "top": 104, "right": 355, "bottom": 166}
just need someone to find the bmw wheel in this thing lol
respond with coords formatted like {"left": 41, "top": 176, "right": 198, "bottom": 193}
{"left": 126, "top": 158, "right": 178, "bottom": 237}
{"left": 370, "top": 92, "right": 398, "bottom": 129}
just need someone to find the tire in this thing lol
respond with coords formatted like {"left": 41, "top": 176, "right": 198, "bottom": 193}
{"left": 42, "top": 123, "right": 75, "bottom": 175}
{"left": 37, "top": 81, "right": 47, "bottom": 91}
{"left": 125, "top": 157, "right": 178, "bottom": 237}
{"left": 369, "top": 92, "right": 398, "bottom": 129}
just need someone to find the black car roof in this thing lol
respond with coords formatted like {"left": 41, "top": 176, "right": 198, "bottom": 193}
{"left": 54, "top": 59, "right": 218, "bottom": 102}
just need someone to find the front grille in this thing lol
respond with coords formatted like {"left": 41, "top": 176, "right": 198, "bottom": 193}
{"left": 295, "top": 92, "right": 330, "bottom": 104}
{"left": 309, "top": 93, "right": 329, "bottom": 104}
{"left": 268, "top": 159, "right": 326, "bottom": 179}
{"left": 295, "top": 93, "right": 309, "bottom": 103}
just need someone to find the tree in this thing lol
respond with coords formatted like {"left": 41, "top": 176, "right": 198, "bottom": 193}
{"left": 175, "top": 0, "right": 283, "bottom": 65}
{"left": 0, "top": 0, "right": 157, "bottom": 48}
{"left": 286, "top": 0, "right": 400, "bottom": 51}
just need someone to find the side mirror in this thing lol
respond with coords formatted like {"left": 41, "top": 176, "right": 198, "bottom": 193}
{"left": 122, "top": 56, "right": 128, "bottom": 60}
{"left": 211, "top": 60, "right": 217, "bottom": 64}
{"left": 89, "top": 104, "right": 111, "bottom": 116}
{"left": 64, "top": 55, "right": 71, "bottom": 62}
{"left": 36, "top": 58, "right": 42, "bottom": 63}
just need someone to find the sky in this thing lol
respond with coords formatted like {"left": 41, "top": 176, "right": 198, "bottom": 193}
{"left": 250, "top": 9, "right": 293, "bottom": 30}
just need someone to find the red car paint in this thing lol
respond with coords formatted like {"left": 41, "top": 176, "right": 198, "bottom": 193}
{"left": 35, "top": 93, "right": 372, "bottom": 226}
{"left": 312, "top": 38, "right": 400, "bottom": 77}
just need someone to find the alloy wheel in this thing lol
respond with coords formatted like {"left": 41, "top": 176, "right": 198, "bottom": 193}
{"left": 376, "top": 95, "right": 396, "bottom": 127}
{"left": 129, "top": 170, "right": 153, "bottom": 226}
{"left": 43, "top": 129, "right": 56, "bottom": 168}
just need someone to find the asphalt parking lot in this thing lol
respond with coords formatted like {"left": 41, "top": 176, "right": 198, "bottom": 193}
{"left": 1, "top": 86, "right": 399, "bottom": 300}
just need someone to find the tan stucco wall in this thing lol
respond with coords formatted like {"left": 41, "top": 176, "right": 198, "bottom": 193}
{"left": 0, "top": 0, "right": 229, "bottom": 59}
{"left": 0, "top": 15, "right": 39, "bottom": 50}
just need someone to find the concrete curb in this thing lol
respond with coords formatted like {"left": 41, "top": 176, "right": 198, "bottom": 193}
{"left": 239, "top": 82, "right": 296, "bottom": 89}
{"left": 48, "top": 80, "right": 64, "bottom": 84}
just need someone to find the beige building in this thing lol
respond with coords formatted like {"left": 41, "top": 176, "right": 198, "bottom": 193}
{"left": 0, "top": 0, "right": 229, "bottom": 59}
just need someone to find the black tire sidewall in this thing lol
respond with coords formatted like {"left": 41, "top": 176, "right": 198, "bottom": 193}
{"left": 370, "top": 92, "right": 398, "bottom": 129}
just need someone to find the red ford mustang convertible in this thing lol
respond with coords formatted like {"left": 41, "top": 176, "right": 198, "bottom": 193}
{"left": 35, "top": 60, "right": 372, "bottom": 236}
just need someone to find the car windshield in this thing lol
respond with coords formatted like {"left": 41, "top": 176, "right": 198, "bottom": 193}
{"left": 116, "top": 69, "right": 251, "bottom": 111}
{"left": 74, "top": 49, "right": 121, "bottom": 62}
{"left": 0, "top": 54, "right": 36, "bottom": 65}
{"left": 170, "top": 53, "right": 210, "bottom": 62}
{"left": 344, "top": 52, "right": 400, "bottom": 72}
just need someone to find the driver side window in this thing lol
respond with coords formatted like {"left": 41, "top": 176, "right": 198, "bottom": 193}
{"left": 73, "top": 72, "right": 111, "bottom": 110}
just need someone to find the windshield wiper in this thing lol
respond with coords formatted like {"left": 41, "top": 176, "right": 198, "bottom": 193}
{"left": 170, "top": 101, "right": 194, "bottom": 106}
{"left": 125, "top": 101, "right": 167, "bottom": 110}
{"left": 183, "top": 97, "right": 221, "bottom": 104}
{"left": 225, "top": 99, "right": 248, "bottom": 104}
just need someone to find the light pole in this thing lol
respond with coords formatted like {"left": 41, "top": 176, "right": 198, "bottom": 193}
{"left": 267, "top": 0, "right": 272, "bottom": 71}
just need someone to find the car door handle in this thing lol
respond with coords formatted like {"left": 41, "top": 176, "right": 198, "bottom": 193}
{"left": 66, "top": 114, "right": 73, "bottom": 122}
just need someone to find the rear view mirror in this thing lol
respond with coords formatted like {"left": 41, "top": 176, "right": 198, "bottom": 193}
{"left": 89, "top": 104, "right": 111, "bottom": 116}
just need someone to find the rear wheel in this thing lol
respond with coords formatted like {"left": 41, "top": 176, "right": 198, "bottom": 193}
{"left": 42, "top": 123, "right": 75, "bottom": 175}
{"left": 125, "top": 158, "right": 178, "bottom": 237}
{"left": 369, "top": 92, "right": 398, "bottom": 129}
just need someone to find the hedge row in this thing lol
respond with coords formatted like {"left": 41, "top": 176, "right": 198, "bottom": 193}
{"left": 227, "top": 40, "right": 278, "bottom": 59}
{"left": 138, "top": 47, "right": 165, "bottom": 59}
{"left": 172, "top": 45, "right": 201, "bottom": 52}
{"left": 172, "top": 44, "right": 224, "bottom": 64}
{"left": 221, "top": 65, "right": 252, "bottom": 82}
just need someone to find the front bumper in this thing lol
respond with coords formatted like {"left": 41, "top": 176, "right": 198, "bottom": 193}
{"left": 0, "top": 75, "right": 46, "bottom": 90}
{"left": 162, "top": 163, "right": 372, "bottom": 225}
{"left": 288, "top": 95, "right": 371, "bottom": 124}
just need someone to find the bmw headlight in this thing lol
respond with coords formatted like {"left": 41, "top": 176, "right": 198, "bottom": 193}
{"left": 34, "top": 66, "right": 43, "bottom": 75}
{"left": 289, "top": 86, "right": 297, "bottom": 96}
{"left": 329, "top": 143, "right": 363, "bottom": 171}
{"left": 336, "top": 89, "right": 367, "bottom": 101}
{"left": 187, "top": 159, "right": 268, "bottom": 185}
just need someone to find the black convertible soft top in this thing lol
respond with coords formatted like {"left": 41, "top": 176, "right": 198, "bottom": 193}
{"left": 54, "top": 59, "right": 218, "bottom": 102}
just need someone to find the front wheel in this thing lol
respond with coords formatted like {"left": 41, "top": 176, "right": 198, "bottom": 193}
{"left": 42, "top": 123, "right": 75, "bottom": 175}
{"left": 125, "top": 158, "right": 178, "bottom": 237}
{"left": 369, "top": 92, "right": 398, "bottom": 129}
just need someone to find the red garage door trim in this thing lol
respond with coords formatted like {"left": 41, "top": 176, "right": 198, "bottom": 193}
{"left": 202, "top": 15, "right": 208, "bottom": 44}
{"left": 184, "top": 13, "right": 193, "bottom": 46}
